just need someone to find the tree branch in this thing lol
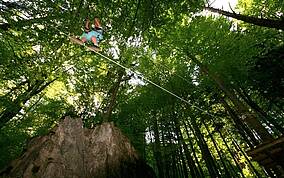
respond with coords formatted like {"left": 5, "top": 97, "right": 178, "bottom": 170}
{"left": 205, "top": 7, "right": 284, "bottom": 30}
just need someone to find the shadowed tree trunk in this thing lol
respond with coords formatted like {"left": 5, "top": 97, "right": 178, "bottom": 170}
{"left": 0, "top": 79, "right": 56, "bottom": 129}
{"left": 201, "top": 119, "right": 232, "bottom": 177}
{"left": 189, "top": 55, "right": 273, "bottom": 142}
{"left": 0, "top": 117, "right": 156, "bottom": 178}
{"left": 171, "top": 121, "right": 188, "bottom": 178}
{"left": 187, "top": 118, "right": 220, "bottom": 177}
{"left": 182, "top": 120, "right": 205, "bottom": 177}
{"left": 152, "top": 115, "right": 164, "bottom": 178}
{"left": 220, "top": 97, "right": 258, "bottom": 147}
{"left": 173, "top": 114, "right": 199, "bottom": 178}
{"left": 205, "top": 7, "right": 284, "bottom": 30}
{"left": 235, "top": 86, "right": 284, "bottom": 135}
{"left": 102, "top": 70, "right": 125, "bottom": 122}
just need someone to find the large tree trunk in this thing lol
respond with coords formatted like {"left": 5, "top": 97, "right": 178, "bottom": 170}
{"left": 205, "top": 7, "right": 284, "bottom": 30}
{"left": 0, "top": 116, "right": 156, "bottom": 178}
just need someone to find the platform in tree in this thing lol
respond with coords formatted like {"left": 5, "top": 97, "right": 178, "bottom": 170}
{"left": 247, "top": 136, "right": 284, "bottom": 177}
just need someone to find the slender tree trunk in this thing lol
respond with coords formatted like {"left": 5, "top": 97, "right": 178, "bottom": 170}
{"left": 187, "top": 118, "right": 220, "bottom": 177}
{"left": 220, "top": 136, "right": 246, "bottom": 177}
{"left": 167, "top": 130, "right": 178, "bottom": 178}
{"left": 216, "top": 130, "right": 246, "bottom": 178}
{"left": 176, "top": 155, "right": 183, "bottom": 178}
{"left": 202, "top": 119, "right": 232, "bottom": 177}
{"left": 220, "top": 97, "right": 258, "bottom": 147}
{"left": 236, "top": 86, "right": 284, "bottom": 135}
{"left": 152, "top": 116, "right": 164, "bottom": 178}
{"left": 0, "top": 79, "right": 56, "bottom": 128}
{"left": 182, "top": 120, "right": 205, "bottom": 177}
{"left": 177, "top": 144, "right": 188, "bottom": 178}
{"left": 161, "top": 128, "right": 170, "bottom": 178}
{"left": 169, "top": 126, "right": 186, "bottom": 178}
{"left": 205, "top": 7, "right": 284, "bottom": 30}
{"left": 232, "top": 139, "right": 264, "bottom": 178}
{"left": 173, "top": 118, "right": 197, "bottom": 178}
{"left": 189, "top": 55, "right": 273, "bottom": 142}
{"left": 102, "top": 70, "right": 124, "bottom": 122}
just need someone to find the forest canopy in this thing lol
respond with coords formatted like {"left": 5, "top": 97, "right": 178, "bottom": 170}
{"left": 0, "top": 0, "right": 283, "bottom": 177}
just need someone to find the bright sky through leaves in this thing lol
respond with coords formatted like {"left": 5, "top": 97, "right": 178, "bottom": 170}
{"left": 210, "top": 0, "right": 238, "bottom": 10}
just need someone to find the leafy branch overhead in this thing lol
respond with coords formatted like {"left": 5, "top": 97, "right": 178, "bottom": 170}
{"left": 0, "top": 0, "right": 283, "bottom": 177}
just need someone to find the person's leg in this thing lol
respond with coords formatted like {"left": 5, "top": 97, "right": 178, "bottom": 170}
{"left": 80, "top": 32, "right": 89, "bottom": 43}
{"left": 85, "top": 18, "right": 91, "bottom": 32}
{"left": 81, "top": 37, "right": 87, "bottom": 43}
{"left": 94, "top": 17, "right": 102, "bottom": 29}
{"left": 91, "top": 36, "right": 98, "bottom": 47}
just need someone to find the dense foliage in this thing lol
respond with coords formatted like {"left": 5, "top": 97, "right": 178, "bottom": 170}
{"left": 1, "top": 0, "right": 283, "bottom": 177}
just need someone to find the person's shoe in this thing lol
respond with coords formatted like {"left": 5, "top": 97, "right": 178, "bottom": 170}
{"left": 93, "top": 44, "right": 99, "bottom": 48}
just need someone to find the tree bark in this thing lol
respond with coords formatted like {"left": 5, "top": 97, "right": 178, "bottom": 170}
{"left": 0, "top": 117, "right": 156, "bottom": 178}
{"left": 205, "top": 7, "right": 284, "bottom": 30}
